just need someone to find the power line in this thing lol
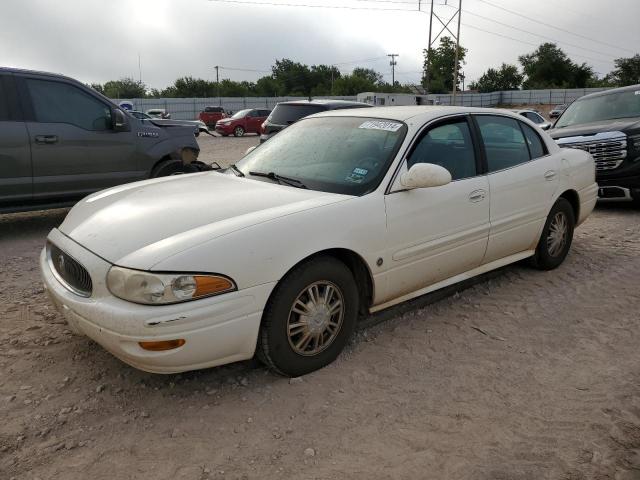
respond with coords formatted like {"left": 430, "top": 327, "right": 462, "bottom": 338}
{"left": 207, "top": 0, "right": 420, "bottom": 12}
{"left": 464, "top": 9, "right": 618, "bottom": 60}
{"left": 473, "top": 0, "right": 636, "bottom": 55}
{"left": 462, "top": 23, "right": 614, "bottom": 66}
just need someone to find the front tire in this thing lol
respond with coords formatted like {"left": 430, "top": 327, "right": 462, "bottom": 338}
{"left": 257, "top": 257, "right": 359, "bottom": 377}
{"left": 530, "top": 198, "right": 575, "bottom": 270}
{"left": 234, "top": 126, "right": 245, "bottom": 137}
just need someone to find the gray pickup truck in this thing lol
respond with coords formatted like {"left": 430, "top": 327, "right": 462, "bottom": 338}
{"left": 0, "top": 68, "right": 203, "bottom": 213}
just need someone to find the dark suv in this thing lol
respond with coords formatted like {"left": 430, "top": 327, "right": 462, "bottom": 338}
{"left": 260, "top": 99, "right": 372, "bottom": 143}
{"left": 0, "top": 68, "right": 202, "bottom": 213}
{"left": 549, "top": 85, "right": 640, "bottom": 203}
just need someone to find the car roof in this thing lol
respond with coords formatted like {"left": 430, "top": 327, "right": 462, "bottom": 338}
{"left": 576, "top": 84, "right": 640, "bottom": 100}
{"left": 309, "top": 105, "right": 524, "bottom": 123}
{"left": 276, "top": 99, "right": 372, "bottom": 108}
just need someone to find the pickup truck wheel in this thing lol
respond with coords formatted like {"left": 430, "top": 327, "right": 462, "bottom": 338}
{"left": 234, "top": 126, "right": 245, "bottom": 137}
{"left": 257, "top": 257, "right": 358, "bottom": 377}
{"left": 530, "top": 198, "right": 575, "bottom": 270}
{"left": 150, "top": 159, "right": 185, "bottom": 178}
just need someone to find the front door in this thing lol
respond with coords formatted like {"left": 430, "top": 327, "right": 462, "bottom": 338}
{"left": 20, "top": 76, "right": 138, "bottom": 200}
{"left": 382, "top": 116, "right": 490, "bottom": 304}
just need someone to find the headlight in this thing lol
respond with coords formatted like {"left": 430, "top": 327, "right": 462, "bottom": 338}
{"left": 107, "top": 266, "right": 236, "bottom": 305}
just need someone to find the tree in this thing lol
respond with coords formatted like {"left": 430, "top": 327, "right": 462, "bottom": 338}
{"left": 102, "top": 77, "right": 147, "bottom": 98}
{"left": 469, "top": 63, "right": 523, "bottom": 92}
{"left": 518, "top": 43, "right": 596, "bottom": 89}
{"left": 422, "top": 36, "right": 467, "bottom": 93}
{"left": 607, "top": 54, "right": 640, "bottom": 86}
{"left": 272, "top": 59, "right": 313, "bottom": 96}
{"left": 89, "top": 83, "right": 105, "bottom": 94}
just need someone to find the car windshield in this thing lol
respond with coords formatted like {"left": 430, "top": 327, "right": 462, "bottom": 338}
{"left": 234, "top": 116, "right": 408, "bottom": 195}
{"left": 555, "top": 90, "right": 640, "bottom": 128}
{"left": 231, "top": 109, "right": 251, "bottom": 119}
{"left": 269, "top": 104, "right": 326, "bottom": 125}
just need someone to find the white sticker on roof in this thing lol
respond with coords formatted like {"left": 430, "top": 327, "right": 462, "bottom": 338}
{"left": 358, "top": 120, "right": 403, "bottom": 132}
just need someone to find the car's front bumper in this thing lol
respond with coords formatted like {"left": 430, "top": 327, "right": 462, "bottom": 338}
{"left": 215, "top": 124, "right": 234, "bottom": 135}
{"left": 41, "top": 228, "right": 275, "bottom": 374}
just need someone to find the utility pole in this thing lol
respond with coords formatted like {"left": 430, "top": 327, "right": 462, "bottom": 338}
{"left": 388, "top": 54, "right": 399, "bottom": 88}
{"left": 214, "top": 65, "right": 220, "bottom": 106}
{"left": 424, "top": 0, "right": 462, "bottom": 102}
{"left": 451, "top": 0, "right": 463, "bottom": 106}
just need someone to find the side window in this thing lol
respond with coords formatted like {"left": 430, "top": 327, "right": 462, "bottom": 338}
{"left": 476, "top": 116, "right": 531, "bottom": 173}
{"left": 521, "top": 123, "right": 547, "bottom": 159}
{"left": 407, "top": 119, "right": 477, "bottom": 181}
{"left": 26, "top": 79, "right": 112, "bottom": 131}
{"left": 525, "top": 112, "right": 543, "bottom": 124}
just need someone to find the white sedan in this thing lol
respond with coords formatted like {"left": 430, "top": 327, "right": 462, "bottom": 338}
{"left": 41, "top": 106, "right": 598, "bottom": 377}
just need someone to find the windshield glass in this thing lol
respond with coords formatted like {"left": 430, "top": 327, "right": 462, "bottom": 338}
{"left": 235, "top": 116, "right": 407, "bottom": 195}
{"left": 269, "top": 104, "right": 326, "bottom": 125}
{"left": 555, "top": 90, "right": 640, "bottom": 128}
{"left": 231, "top": 109, "right": 251, "bottom": 119}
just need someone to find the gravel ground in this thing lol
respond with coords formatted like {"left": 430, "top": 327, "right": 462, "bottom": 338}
{"left": 1, "top": 135, "right": 640, "bottom": 479}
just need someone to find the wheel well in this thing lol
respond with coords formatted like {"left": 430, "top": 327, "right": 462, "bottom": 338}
{"left": 274, "top": 249, "right": 374, "bottom": 320}
{"left": 559, "top": 189, "right": 580, "bottom": 222}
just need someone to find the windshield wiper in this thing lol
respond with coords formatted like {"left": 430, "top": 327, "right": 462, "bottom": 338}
{"left": 248, "top": 171, "right": 307, "bottom": 189}
{"left": 229, "top": 164, "right": 245, "bottom": 177}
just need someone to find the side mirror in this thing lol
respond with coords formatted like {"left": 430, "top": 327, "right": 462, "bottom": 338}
{"left": 400, "top": 163, "right": 452, "bottom": 190}
{"left": 540, "top": 122, "right": 551, "bottom": 131}
{"left": 112, "top": 108, "right": 129, "bottom": 132}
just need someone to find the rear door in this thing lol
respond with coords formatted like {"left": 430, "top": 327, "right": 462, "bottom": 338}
{"left": 473, "top": 114, "right": 559, "bottom": 263}
{"left": 19, "top": 75, "right": 138, "bottom": 200}
{"left": 246, "top": 109, "right": 263, "bottom": 133}
{"left": 0, "top": 74, "right": 32, "bottom": 205}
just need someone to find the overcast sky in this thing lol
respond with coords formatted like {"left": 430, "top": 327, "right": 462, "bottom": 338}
{"left": 1, "top": 0, "right": 638, "bottom": 90}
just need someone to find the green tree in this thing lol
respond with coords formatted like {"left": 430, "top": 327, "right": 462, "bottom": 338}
{"left": 422, "top": 36, "right": 467, "bottom": 93}
{"left": 469, "top": 63, "right": 523, "bottom": 92}
{"left": 89, "top": 83, "right": 105, "bottom": 94}
{"left": 607, "top": 54, "right": 640, "bottom": 86}
{"left": 309, "top": 64, "right": 341, "bottom": 95}
{"left": 518, "top": 43, "right": 596, "bottom": 89}
{"left": 102, "top": 77, "right": 147, "bottom": 98}
{"left": 272, "top": 59, "right": 312, "bottom": 96}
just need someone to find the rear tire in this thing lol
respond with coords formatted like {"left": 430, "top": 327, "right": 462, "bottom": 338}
{"left": 530, "top": 198, "right": 575, "bottom": 270}
{"left": 257, "top": 257, "right": 359, "bottom": 377}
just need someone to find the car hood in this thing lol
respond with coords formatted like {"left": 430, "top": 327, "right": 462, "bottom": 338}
{"left": 549, "top": 117, "right": 640, "bottom": 139}
{"left": 59, "top": 172, "right": 350, "bottom": 269}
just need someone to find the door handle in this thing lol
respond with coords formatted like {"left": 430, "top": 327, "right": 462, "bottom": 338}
{"left": 35, "top": 135, "right": 59, "bottom": 145}
{"left": 544, "top": 170, "right": 557, "bottom": 181}
{"left": 469, "top": 189, "right": 486, "bottom": 202}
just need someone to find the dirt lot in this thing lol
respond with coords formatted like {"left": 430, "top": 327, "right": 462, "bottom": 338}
{"left": 2, "top": 134, "right": 640, "bottom": 480}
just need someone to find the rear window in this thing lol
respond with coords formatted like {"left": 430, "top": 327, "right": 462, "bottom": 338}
{"left": 205, "top": 106, "right": 223, "bottom": 113}
{"left": 269, "top": 104, "right": 327, "bottom": 125}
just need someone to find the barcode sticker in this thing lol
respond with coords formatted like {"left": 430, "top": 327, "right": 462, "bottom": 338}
{"left": 359, "top": 120, "right": 403, "bottom": 132}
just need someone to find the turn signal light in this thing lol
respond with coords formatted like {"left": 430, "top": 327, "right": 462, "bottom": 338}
{"left": 194, "top": 275, "right": 234, "bottom": 297}
{"left": 139, "top": 339, "right": 186, "bottom": 351}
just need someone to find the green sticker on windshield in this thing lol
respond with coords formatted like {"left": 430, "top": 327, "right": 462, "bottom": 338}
{"left": 359, "top": 120, "right": 402, "bottom": 132}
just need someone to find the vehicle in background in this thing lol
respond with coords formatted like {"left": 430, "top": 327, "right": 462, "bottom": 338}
{"left": 215, "top": 108, "right": 271, "bottom": 137}
{"left": 41, "top": 106, "right": 596, "bottom": 377}
{"left": 145, "top": 108, "right": 171, "bottom": 119}
{"left": 260, "top": 99, "right": 372, "bottom": 143}
{"left": 199, "top": 106, "right": 227, "bottom": 127}
{"left": 549, "top": 84, "right": 640, "bottom": 203}
{"left": 0, "top": 68, "right": 204, "bottom": 214}
{"left": 512, "top": 109, "right": 552, "bottom": 130}
{"left": 129, "top": 111, "right": 209, "bottom": 136}
{"left": 129, "top": 110, "right": 152, "bottom": 120}
{"left": 549, "top": 104, "right": 567, "bottom": 119}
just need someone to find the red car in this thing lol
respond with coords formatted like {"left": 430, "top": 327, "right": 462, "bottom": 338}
{"left": 215, "top": 108, "right": 271, "bottom": 137}
{"left": 199, "top": 106, "right": 227, "bottom": 127}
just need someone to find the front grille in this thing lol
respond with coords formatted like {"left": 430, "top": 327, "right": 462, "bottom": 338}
{"left": 558, "top": 133, "right": 627, "bottom": 172}
{"left": 47, "top": 243, "right": 93, "bottom": 297}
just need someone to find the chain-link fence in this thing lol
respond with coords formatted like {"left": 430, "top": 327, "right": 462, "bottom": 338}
{"left": 111, "top": 96, "right": 358, "bottom": 120}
